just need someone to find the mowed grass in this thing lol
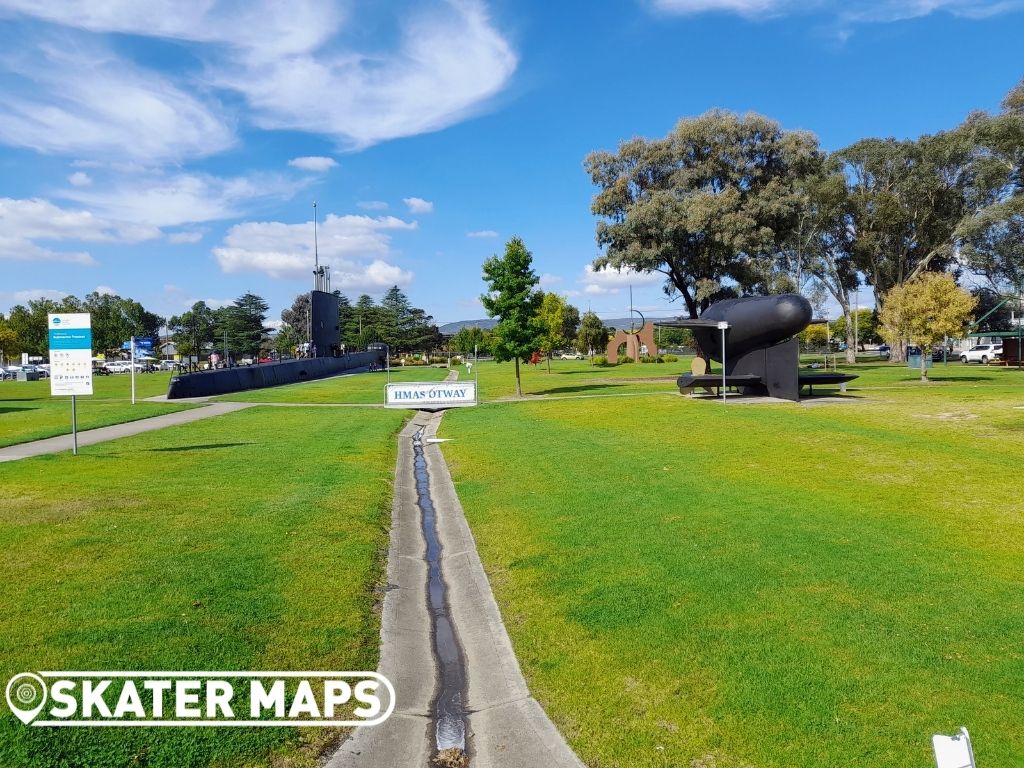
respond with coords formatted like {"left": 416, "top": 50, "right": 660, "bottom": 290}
{"left": 217, "top": 366, "right": 450, "bottom": 404}
{"left": 439, "top": 371, "right": 1024, "bottom": 767}
{"left": 471, "top": 354, "right": 1024, "bottom": 401}
{"left": 0, "top": 373, "right": 192, "bottom": 448}
{"left": 0, "top": 405, "right": 406, "bottom": 768}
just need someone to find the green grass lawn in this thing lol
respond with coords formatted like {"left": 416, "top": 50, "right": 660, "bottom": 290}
{"left": 0, "top": 405, "right": 406, "bottom": 768}
{"left": 0, "top": 373, "right": 194, "bottom": 448}
{"left": 217, "top": 365, "right": 451, "bottom": 404}
{"left": 472, "top": 354, "right": 1024, "bottom": 401}
{"left": 439, "top": 369, "right": 1024, "bottom": 768}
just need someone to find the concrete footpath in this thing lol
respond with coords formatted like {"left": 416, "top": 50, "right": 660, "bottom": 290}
{"left": 0, "top": 402, "right": 253, "bottom": 463}
{"left": 327, "top": 410, "right": 585, "bottom": 768}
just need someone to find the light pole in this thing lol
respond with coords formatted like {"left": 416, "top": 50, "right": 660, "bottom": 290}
{"left": 717, "top": 321, "right": 729, "bottom": 403}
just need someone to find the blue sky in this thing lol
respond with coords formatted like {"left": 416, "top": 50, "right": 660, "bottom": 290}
{"left": 0, "top": 0, "right": 1021, "bottom": 328}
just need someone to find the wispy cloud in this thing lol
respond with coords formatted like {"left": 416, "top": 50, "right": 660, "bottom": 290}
{"left": 0, "top": 196, "right": 162, "bottom": 265}
{"left": 168, "top": 231, "right": 204, "bottom": 244}
{"left": 580, "top": 264, "right": 662, "bottom": 296}
{"left": 0, "top": 1, "right": 516, "bottom": 161}
{"left": 649, "top": 0, "right": 1024, "bottom": 24}
{"left": 357, "top": 200, "right": 389, "bottom": 210}
{"left": 0, "top": 37, "right": 234, "bottom": 162}
{"left": 68, "top": 171, "right": 92, "bottom": 187}
{"left": 210, "top": 1, "right": 518, "bottom": 150}
{"left": 59, "top": 172, "right": 306, "bottom": 228}
{"left": 466, "top": 229, "right": 498, "bottom": 238}
{"left": 288, "top": 156, "right": 338, "bottom": 172}
{"left": 403, "top": 196, "right": 434, "bottom": 214}
{"left": 212, "top": 212, "right": 416, "bottom": 291}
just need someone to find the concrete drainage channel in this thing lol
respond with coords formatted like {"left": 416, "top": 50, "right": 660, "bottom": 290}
{"left": 328, "top": 409, "right": 585, "bottom": 768}
{"left": 413, "top": 424, "right": 469, "bottom": 765}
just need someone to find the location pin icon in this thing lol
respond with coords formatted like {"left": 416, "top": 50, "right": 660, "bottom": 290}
{"left": 6, "top": 673, "right": 47, "bottom": 725}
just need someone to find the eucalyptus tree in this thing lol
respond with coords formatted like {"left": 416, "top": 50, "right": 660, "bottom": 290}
{"left": 585, "top": 109, "right": 822, "bottom": 319}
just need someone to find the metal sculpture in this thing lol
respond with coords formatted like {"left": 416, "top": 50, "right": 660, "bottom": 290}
{"left": 657, "top": 294, "right": 857, "bottom": 401}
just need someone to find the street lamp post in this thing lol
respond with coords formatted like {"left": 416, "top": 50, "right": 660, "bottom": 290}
{"left": 717, "top": 321, "right": 729, "bottom": 403}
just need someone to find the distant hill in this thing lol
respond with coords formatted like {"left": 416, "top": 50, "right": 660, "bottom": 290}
{"left": 438, "top": 319, "right": 498, "bottom": 335}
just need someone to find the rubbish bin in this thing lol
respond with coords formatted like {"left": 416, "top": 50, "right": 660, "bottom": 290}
{"left": 16, "top": 370, "right": 40, "bottom": 382}
{"left": 907, "top": 354, "right": 932, "bottom": 370}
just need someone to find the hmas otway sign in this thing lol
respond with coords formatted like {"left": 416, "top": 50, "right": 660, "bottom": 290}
{"left": 385, "top": 382, "right": 477, "bottom": 409}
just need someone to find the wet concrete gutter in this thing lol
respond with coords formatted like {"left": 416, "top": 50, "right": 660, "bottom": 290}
{"left": 328, "top": 409, "right": 585, "bottom": 768}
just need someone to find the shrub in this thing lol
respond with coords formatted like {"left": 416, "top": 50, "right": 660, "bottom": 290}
{"left": 639, "top": 354, "right": 664, "bottom": 363}
{"left": 592, "top": 355, "right": 609, "bottom": 366}
{"left": 662, "top": 354, "right": 678, "bottom": 363}
{"left": 619, "top": 355, "right": 634, "bottom": 364}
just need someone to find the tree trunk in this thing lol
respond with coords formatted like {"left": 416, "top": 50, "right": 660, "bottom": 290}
{"left": 845, "top": 320, "right": 857, "bottom": 365}
{"left": 514, "top": 357, "right": 522, "bottom": 397}
{"left": 546, "top": 353, "right": 551, "bottom": 373}
{"left": 921, "top": 351, "right": 928, "bottom": 381}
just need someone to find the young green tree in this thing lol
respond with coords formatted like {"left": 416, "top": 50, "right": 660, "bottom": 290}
{"left": 450, "top": 326, "right": 491, "bottom": 356}
{"left": 879, "top": 273, "right": 977, "bottom": 381}
{"left": 280, "top": 292, "right": 311, "bottom": 348}
{"left": 830, "top": 309, "right": 881, "bottom": 350}
{"left": 168, "top": 301, "right": 216, "bottom": 364}
{"left": 575, "top": 311, "right": 610, "bottom": 363}
{"left": 481, "top": 237, "right": 544, "bottom": 396}
{"left": 0, "top": 316, "right": 19, "bottom": 363}
{"left": 537, "top": 292, "right": 576, "bottom": 372}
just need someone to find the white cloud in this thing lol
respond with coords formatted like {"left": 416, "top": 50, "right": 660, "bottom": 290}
{"left": 213, "top": 212, "right": 416, "bottom": 291}
{"left": 68, "top": 171, "right": 92, "bottom": 187}
{"left": 466, "top": 229, "right": 498, "bottom": 238}
{"left": 0, "top": 1, "right": 517, "bottom": 161}
{"left": 358, "top": 200, "right": 389, "bottom": 210}
{"left": 288, "top": 155, "right": 338, "bottom": 172}
{"left": 580, "top": 264, "right": 663, "bottom": 296}
{"left": 650, "top": 0, "right": 1023, "bottom": 22}
{"left": 168, "top": 231, "right": 204, "bottom": 244}
{"left": 199, "top": 297, "right": 235, "bottom": 310}
{"left": 209, "top": 0, "right": 517, "bottom": 149}
{"left": 539, "top": 273, "right": 563, "bottom": 287}
{"left": 651, "top": 0, "right": 786, "bottom": 14}
{"left": 0, "top": 0, "right": 343, "bottom": 59}
{"left": 333, "top": 260, "right": 414, "bottom": 292}
{"left": 0, "top": 196, "right": 163, "bottom": 265}
{"left": 93, "top": 285, "right": 117, "bottom": 296}
{"left": 403, "top": 197, "right": 434, "bottom": 214}
{"left": 60, "top": 172, "right": 305, "bottom": 228}
{"left": 13, "top": 288, "right": 70, "bottom": 303}
{"left": 0, "top": 38, "right": 234, "bottom": 162}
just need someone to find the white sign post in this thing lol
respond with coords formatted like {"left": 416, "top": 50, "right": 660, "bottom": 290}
{"left": 48, "top": 313, "right": 93, "bottom": 456}
{"left": 385, "top": 381, "right": 477, "bottom": 409}
{"left": 130, "top": 335, "right": 136, "bottom": 405}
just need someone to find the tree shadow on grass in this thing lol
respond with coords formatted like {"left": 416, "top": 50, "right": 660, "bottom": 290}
{"left": 530, "top": 384, "right": 625, "bottom": 396}
{"left": 0, "top": 406, "right": 38, "bottom": 414}
{"left": 147, "top": 442, "right": 254, "bottom": 452}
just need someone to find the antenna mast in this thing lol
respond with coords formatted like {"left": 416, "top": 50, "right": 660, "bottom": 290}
{"left": 312, "top": 201, "right": 330, "bottom": 292}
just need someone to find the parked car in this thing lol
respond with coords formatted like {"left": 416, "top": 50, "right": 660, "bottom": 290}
{"left": 158, "top": 360, "right": 178, "bottom": 371}
{"left": 558, "top": 351, "right": 584, "bottom": 360}
{"left": 960, "top": 344, "right": 1003, "bottom": 365}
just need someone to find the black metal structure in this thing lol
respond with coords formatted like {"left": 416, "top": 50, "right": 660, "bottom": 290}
{"left": 165, "top": 351, "right": 384, "bottom": 399}
{"left": 310, "top": 290, "right": 341, "bottom": 358}
{"left": 657, "top": 294, "right": 857, "bottom": 401}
